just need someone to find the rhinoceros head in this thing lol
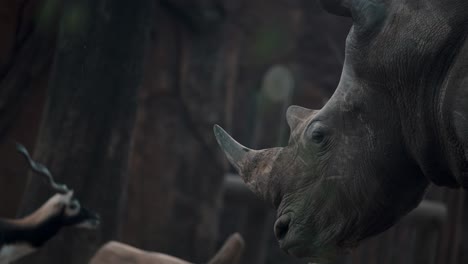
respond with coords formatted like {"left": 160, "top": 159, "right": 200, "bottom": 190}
{"left": 215, "top": 0, "right": 468, "bottom": 261}
{"left": 214, "top": 99, "right": 427, "bottom": 260}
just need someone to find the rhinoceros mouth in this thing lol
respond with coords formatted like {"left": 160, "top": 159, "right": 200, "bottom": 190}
{"left": 275, "top": 202, "right": 358, "bottom": 261}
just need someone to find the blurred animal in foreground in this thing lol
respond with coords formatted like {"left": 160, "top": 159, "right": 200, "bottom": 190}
{"left": 90, "top": 233, "right": 244, "bottom": 264}
{"left": 0, "top": 144, "right": 100, "bottom": 263}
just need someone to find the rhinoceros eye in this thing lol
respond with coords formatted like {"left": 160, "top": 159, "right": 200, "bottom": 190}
{"left": 311, "top": 130, "right": 325, "bottom": 143}
{"left": 306, "top": 122, "right": 327, "bottom": 144}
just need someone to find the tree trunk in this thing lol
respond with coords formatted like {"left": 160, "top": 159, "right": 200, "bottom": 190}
{"left": 121, "top": 3, "right": 227, "bottom": 263}
{"left": 17, "top": 0, "right": 152, "bottom": 263}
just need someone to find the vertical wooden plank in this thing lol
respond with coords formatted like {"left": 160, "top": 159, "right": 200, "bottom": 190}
{"left": 385, "top": 226, "right": 399, "bottom": 264}
{"left": 375, "top": 228, "right": 392, "bottom": 264}
{"left": 365, "top": 235, "right": 380, "bottom": 264}
{"left": 414, "top": 226, "right": 439, "bottom": 264}
{"left": 460, "top": 191, "right": 468, "bottom": 264}
{"left": 436, "top": 189, "right": 456, "bottom": 264}
{"left": 449, "top": 190, "right": 464, "bottom": 264}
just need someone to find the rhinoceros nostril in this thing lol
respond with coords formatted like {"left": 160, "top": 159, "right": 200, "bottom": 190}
{"left": 274, "top": 215, "right": 291, "bottom": 241}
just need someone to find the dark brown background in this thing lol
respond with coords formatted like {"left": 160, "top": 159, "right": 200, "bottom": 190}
{"left": 0, "top": 0, "right": 465, "bottom": 263}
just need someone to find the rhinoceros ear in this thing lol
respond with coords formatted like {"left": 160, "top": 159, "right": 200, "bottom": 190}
{"left": 318, "top": 0, "right": 351, "bottom": 17}
{"left": 286, "top": 105, "right": 318, "bottom": 132}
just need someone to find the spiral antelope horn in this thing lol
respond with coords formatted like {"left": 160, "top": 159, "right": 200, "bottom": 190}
{"left": 16, "top": 143, "right": 69, "bottom": 194}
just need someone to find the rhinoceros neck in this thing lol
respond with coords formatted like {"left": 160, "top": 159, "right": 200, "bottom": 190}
{"left": 401, "top": 32, "right": 468, "bottom": 188}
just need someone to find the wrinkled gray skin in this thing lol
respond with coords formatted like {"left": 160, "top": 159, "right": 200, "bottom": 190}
{"left": 214, "top": 0, "right": 468, "bottom": 262}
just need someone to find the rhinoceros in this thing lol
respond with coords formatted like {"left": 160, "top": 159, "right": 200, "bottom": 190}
{"left": 214, "top": 0, "right": 468, "bottom": 262}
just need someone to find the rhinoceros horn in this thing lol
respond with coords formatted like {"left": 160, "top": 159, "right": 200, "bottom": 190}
{"left": 214, "top": 106, "right": 318, "bottom": 200}
{"left": 319, "top": 0, "right": 351, "bottom": 17}
{"left": 213, "top": 125, "right": 282, "bottom": 200}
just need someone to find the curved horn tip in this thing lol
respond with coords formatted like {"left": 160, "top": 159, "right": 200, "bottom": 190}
{"left": 213, "top": 124, "right": 225, "bottom": 138}
{"left": 213, "top": 125, "right": 253, "bottom": 172}
{"left": 228, "top": 233, "right": 245, "bottom": 247}
{"left": 208, "top": 232, "right": 245, "bottom": 264}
